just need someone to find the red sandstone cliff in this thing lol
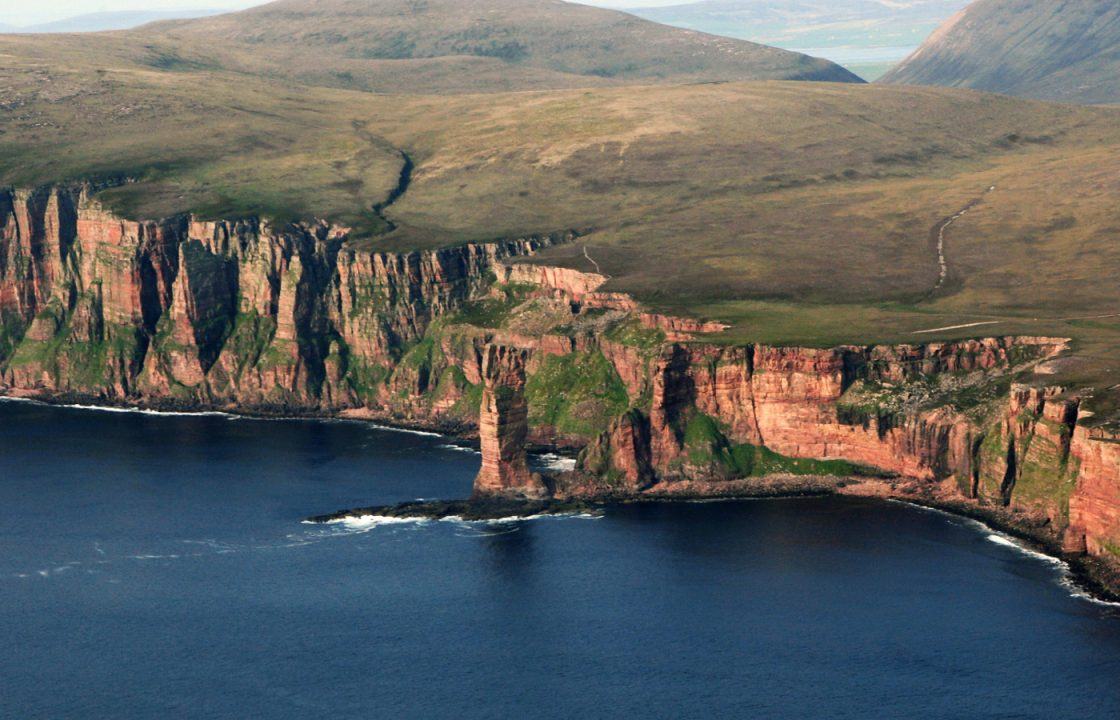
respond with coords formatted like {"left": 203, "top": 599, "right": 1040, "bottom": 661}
{"left": 0, "top": 184, "right": 569, "bottom": 418}
{"left": 2, "top": 183, "right": 1119, "bottom": 584}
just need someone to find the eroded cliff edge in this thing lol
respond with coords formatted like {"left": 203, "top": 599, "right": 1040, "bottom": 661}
{"left": 3, "top": 185, "right": 1119, "bottom": 596}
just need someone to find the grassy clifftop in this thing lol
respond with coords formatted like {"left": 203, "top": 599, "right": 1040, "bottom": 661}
{"left": 3, "top": 3, "right": 1120, "bottom": 422}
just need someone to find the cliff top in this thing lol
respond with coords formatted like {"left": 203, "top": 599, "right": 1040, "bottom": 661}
{"left": 2, "top": 2, "right": 1120, "bottom": 418}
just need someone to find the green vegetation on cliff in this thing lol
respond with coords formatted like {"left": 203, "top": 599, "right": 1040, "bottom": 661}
{"left": 682, "top": 413, "right": 871, "bottom": 479}
{"left": 526, "top": 350, "right": 629, "bottom": 438}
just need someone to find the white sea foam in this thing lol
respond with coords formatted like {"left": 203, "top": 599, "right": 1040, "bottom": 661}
{"left": 303, "top": 509, "right": 602, "bottom": 533}
{"left": 367, "top": 423, "right": 443, "bottom": 438}
{"left": 442, "top": 511, "right": 601, "bottom": 525}
{"left": 0, "top": 395, "right": 456, "bottom": 438}
{"left": 531, "top": 452, "right": 577, "bottom": 472}
{"left": 985, "top": 533, "right": 1066, "bottom": 567}
{"left": 439, "top": 444, "right": 481, "bottom": 454}
{"left": 323, "top": 514, "right": 431, "bottom": 530}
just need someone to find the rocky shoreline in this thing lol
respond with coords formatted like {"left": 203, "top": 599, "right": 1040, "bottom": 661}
{"left": 305, "top": 470, "right": 1120, "bottom": 604}
{"left": 3, "top": 189, "right": 1118, "bottom": 606}
{"left": 5, "top": 388, "right": 1117, "bottom": 603}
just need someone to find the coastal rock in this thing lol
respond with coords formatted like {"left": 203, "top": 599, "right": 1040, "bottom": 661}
{"left": 474, "top": 343, "right": 547, "bottom": 498}
{"left": 1067, "top": 427, "right": 1120, "bottom": 556}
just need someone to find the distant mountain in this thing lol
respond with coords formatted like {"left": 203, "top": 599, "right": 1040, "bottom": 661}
{"left": 144, "top": 0, "right": 862, "bottom": 92}
{"left": 2, "top": 10, "right": 226, "bottom": 34}
{"left": 881, "top": 0, "right": 1120, "bottom": 104}
{"left": 625, "top": 0, "right": 970, "bottom": 79}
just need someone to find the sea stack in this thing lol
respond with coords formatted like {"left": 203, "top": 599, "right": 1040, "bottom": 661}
{"left": 474, "top": 343, "right": 549, "bottom": 498}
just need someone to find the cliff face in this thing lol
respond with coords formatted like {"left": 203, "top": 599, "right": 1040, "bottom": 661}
{"left": 0, "top": 184, "right": 568, "bottom": 420}
{"left": 3, "top": 183, "right": 1119, "bottom": 582}
{"left": 1067, "top": 427, "right": 1120, "bottom": 556}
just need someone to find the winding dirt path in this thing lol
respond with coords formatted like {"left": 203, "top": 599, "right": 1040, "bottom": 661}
{"left": 929, "top": 185, "right": 996, "bottom": 294}
{"left": 583, "top": 244, "right": 609, "bottom": 278}
{"left": 912, "top": 320, "right": 1001, "bottom": 335}
{"left": 911, "top": 313, "right": 1120, "bottom": 335}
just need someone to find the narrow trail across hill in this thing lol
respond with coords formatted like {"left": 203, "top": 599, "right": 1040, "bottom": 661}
{"left": 911, "top": 312, "right": 1120, "bottom": 335}
{"left": 928, "top": 185, "right": 996, "bottom": 296}
{"left": 583, "top": 244, "right": 609, "bottom": 278}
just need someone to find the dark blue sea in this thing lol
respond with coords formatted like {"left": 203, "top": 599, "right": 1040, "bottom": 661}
{"left": 2, "top": 398, "right": 1120, "bottom": 719}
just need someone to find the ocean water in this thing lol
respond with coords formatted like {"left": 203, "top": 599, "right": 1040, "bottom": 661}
{"left": 2, "top": 399, "right": 1120, "bottom": 719}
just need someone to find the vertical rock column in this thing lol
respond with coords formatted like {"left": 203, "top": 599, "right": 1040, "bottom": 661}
{"left": 474, "top": 343, "right": 548, "bottom": 499}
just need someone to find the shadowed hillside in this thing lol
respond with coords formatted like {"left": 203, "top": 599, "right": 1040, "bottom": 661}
{"left": 881, "top": 0, "right": 1120, "bottom": 104}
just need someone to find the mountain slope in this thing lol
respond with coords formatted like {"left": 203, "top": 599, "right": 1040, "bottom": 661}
{"left": 140, "top": 0, "right": 861, "bottom": 92}
{"left": 881, "top": 0, "right": 1120, "bottom": 104}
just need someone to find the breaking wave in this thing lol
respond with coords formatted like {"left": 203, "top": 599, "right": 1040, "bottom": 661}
{"left": 439, "top": 444, "right": 481, "bottom": 454}
{"left": 531, "top": 452, "right": 577, "bottom": 472}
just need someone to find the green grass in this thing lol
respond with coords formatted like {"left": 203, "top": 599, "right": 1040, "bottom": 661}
{"left": 4, "top": 20, "right": 1120, "bottom": 420}
{"left": 0, "top": 314, "right": 23, "bottom": 363}
{"left": 344, "top": 357, "right": 392, "bottom": 401}
{"left": 525, "top": 350, "right": 630, "bottom": 437}
{"left": 138, "top": 0, "right": 856, "bottom": 94}
{"left": 603, "top": 318, "right": 665, "bottom": 355}
{"left": 451, "top": 283, "right": 536, "bottom": 329}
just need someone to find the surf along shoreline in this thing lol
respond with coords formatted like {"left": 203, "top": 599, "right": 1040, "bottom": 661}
{"left": 4, "top": 390, "right": 1118, "bottom": 605}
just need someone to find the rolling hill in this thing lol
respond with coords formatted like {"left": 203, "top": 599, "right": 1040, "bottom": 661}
{"left": 881, "top": 0, "right": 1120, "bottom": 104}
{"left": 1, "top": 0, "right": 1119, "bottom": 420}
{"left": 132, "top": 0, "right": 862, "bottom": 92}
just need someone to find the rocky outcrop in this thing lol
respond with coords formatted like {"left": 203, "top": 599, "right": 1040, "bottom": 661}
{"left": 474, "top": 344, "right": 547, "bottom": 498}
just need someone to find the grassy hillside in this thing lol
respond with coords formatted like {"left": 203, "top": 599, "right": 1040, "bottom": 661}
{"left": 881, "top": 0, "right": 1120, "bottom": 105}
{"left": 2, "top": 3, "right": 1120, "bottom": 421}
{"left": 133, "top": 0, "right": 860, "bottom": 93}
